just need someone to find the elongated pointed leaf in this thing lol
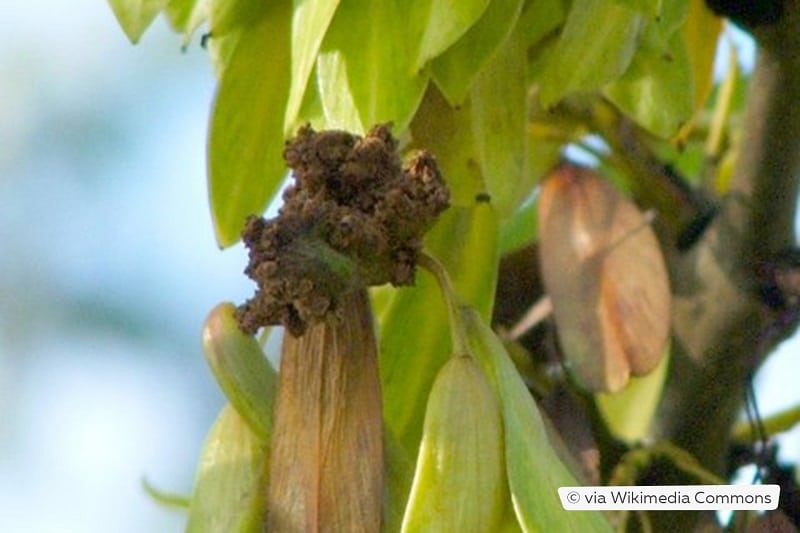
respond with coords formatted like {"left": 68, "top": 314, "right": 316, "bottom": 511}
{"left": 164, "top": 0, "right": 206, "bottom": 40}
{"left": 538, "top": 165, "right": 670, "bottom": 392}
{"left": 380, "top": 203, "right": 499, "bottom": 454}
{"left": 683, "top": 0, "right": 722, "bottom": 112}
{"left": 186, "top": 404, "right": 269, "bottom": 533}
{"left": 201, "top": 302, "right": 277, "bottom": 441}
{"left": 470, "top": 25, "right": 528, "bottom": 216}
{"left": 432, "top": 0, "right": 524, "bottom": 106}
{"left": 317, "top": 1, "right": 428, "bottom": 134}
{"left": 401, "top": 355, "right": 505, "bottom": 533}
{"left": 536, "top": 0, "right": 643, "bottom": 106}
{"left": 208, "top": 1, "right": 291, "bottom": 247}
{"left": 209, "top": 0, "right": 269, "bottom": 37}
{"left": 410, "top": 86, "right": 487, "bottom": 206}
{"left": 108, "top": 0, "right": 164, "bottom": 43}
{"left": 604, "top": 26, "right": 693, "bottom": 138}
{"left": 283, "top": 0, "right": 341, "bottom": 134}
{"left": 461, "top": 307, "right": 613, "bottom": 533}
{"left": 414, "top": 0, "right": 491, "bottom": 72}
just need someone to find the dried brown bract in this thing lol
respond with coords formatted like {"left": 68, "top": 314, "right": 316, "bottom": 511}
{"left": 236, "top": 124, "right": 450, "bottom": 336}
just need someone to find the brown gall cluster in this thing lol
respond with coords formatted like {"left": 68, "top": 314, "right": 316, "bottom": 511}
{"left": 236, "top": 124, "right": 450, "bottom": 336}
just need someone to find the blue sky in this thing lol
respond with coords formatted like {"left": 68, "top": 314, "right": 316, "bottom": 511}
{"left": 1, "top": 3, "right": 798, "bottom": 532}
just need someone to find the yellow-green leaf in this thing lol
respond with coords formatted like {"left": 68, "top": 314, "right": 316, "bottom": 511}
{"left": 414, "top": 0, "right": 491, "bottom": 72}
{"left": 604, "top": 25, "right": 693, "bottom": 138}
{"left": 317, "top": 0, "right": 429, "bottom": 134}
{"left": 201, "top": 302, "right": 277, "bottom": 441}
{"left": 283, "top": 0, "right": 341, "bottom": 134}
{"left": 596, "top": 346, "right": 670, "bottom": 443}
{"left": 380, "top": 203, "right": 499, "bottom": 454}
{"left": 209, "top": 0, "right": 269, "bottom": 37}
{"left": 108, "top": 0, "right": 164, "bottom": 43}
{"left": 536, "top": 0, "right": 643, "bottom": 106}
{"left": 431, "top": 0, "right": 524, "bottom": 106}
{"left": 208, "top": 1, "right": 291, "bottom": 247}
{"left": 164, "top": 0, "right": 206, "bottom": 41}
{"left": 401, "top": 355, "right": 505, "bottom": 533}
{"left": 470, "top": 25, "right": 528, "bottom": 216}
{"left": 461, "top": 307, "right": 613, "bottom": 533}
{"left": 186, "top": 404, "right": 269, "bottom": 533}
{"left": 410, "top": 85, "right": 486, "bottom": 206}
{"left": 683, "top": 0, "right": 722, "bottom": 112}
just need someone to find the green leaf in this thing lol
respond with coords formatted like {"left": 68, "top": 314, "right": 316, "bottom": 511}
{"left": 498, "top": 194, "right": 538, "bottom": 255}
{"left": 284, "top": 0, "right": 341, "bottom": 134}
{"left": 208, "top": 1, "right": 292, "bottom": 247}
{"left": 186, "top": 404, "right": 269, "bottom": 533}
{"left": 461, "top": 307, "right": 613, "bottom": 533}
{"left": 431, "top": 0, "right": 524, "bottom": 106}
{"left": 141, "top": 478, "right": 190, "bottom": 509}
{"left": 604, "top": 27, "right": 693, "bottom": 138}
{"left": 683, "top": 0, "right": 722, "bottom": 112}
{"left": 379, "top": 203, "right": 499, "bottom": 454}
{"left": 517, "top": 0, "right": 567, "bottom": 50}
{"left": 414, "top": 0, "right": 491, "bottom": 72}
{"left": 209, "top": 0, "right": 269, "bottom": 37}
{"left": 608, "top": 0, "right": 660, "bottom": 17}
{"left": 401, "top": 355, "right": 506, "bottom": 533}
{"left": 201, "top": 302, "right": 277, "bottom": 441}
{"left": 317, "top": 0, "right": 429, "bottom": 134}
{"left": 596, "top": 346, "right": 670, "bottom": 443}
{"left": 164, "top": 0, "right": 206, "bottom": 41}
{"left": 108, "top": 0, "right": 165, "bottom": 43}
{"left": 536, "top": 0, "right": 644, "bottom": 107}
{"left": 289, "top": 65, "right": 327, "bottom": 132}
{"left": 383, "top": 428, "right": 415, "bottom": 533}
{"left": 470, "top": 25, "right": 529, "bottom": 216}
{"left": 410, "top": 86, "right": 487, "bottom": 206}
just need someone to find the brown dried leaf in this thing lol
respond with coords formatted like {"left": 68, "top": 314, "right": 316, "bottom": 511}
{"left": 265, "top": 289, "right": 383, "bottom": 532}
{"left": 538, "top": 164, "right": 670, "bottom": 392}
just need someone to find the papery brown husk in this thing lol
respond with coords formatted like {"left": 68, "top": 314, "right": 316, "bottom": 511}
{"left": 265, "top": 288, "right": 383, "bottom": 532}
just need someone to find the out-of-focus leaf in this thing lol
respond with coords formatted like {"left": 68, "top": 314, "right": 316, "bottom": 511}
{"left": 536, "top": 0, "right": 643, "bottom": 107}
{"left": 604, "top": 25, "right": 693, "bottom": 138}
{"left": 431, "top": 0, "right": 524, "bottom": 106}
{"left": 499, "top": 195, "right": 538, "bottom": 255}
{"left": 164, "top": 0, "right": 206, "bottom": 41}
{"left": 414, "top": 0, "right": 492, "bottom": 72}
{"left": 596, "top": 345, "right": 670, "bottom": 443}
{"left": 461, "top": 307, "right": 613, "bottom": 533}
{"left": 683, "top": 0, "right": 722, "bottom": 112}
{"left": 141, "top": 478, "right": 190, "bottom": 509}
{"left": 470, "top": 25, "right": 529, "bottom": 216}
{"left": 289, "top": 65, "right": 327, "bottom": 132}
{"left": 401, "top": 355, "right": 505, "bottom": 533}
{"left": 380, "top": 203, "right": 499, "bottom": 454}
{"left": 283, "top": 0, "right": 340, "bottom": 134}
{"left": 609, "top": 0, "right": 660, "bottom": 17}
{"left": 384, "top": 428, "right": 415, "bottom": 533}
{"left": 108, "top": 0, "right": 164, "bottom": 43}
{"left": 209, "top": 0, "right": 269, "bottom": 37}
{"left": 518, "top": 0, "right": 566, "bottom": 50}
{"left": 410, "top": 86, "right": 486, "bottom": 206}
{"left": 186, "top": 404, "right": 269, "bottom": 533}
{"left": 317, "top": 1, "right": 428, "bottom": 134}
{"left": 201, "top": 302, "right": 277, "bottom": 441}
{"left": 208, "top": 1, "right": 291, "bottom": 247}
{"left": 538, "top": 165, "right": 670, "bottom": 392}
